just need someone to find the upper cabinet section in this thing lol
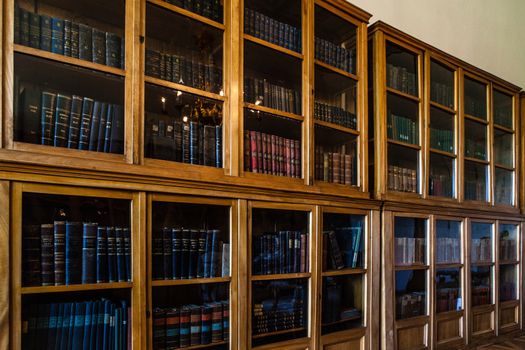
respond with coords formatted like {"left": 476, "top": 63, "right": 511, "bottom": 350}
{"left": 369, "top": 21, "right": 520, "bottom": 211}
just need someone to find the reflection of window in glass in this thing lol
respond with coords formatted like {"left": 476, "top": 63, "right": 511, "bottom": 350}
{"left": 395, "top": 270, "right": 427, "bottom": 319}
{"left": 322, "top": 214, "right": 365, "bottom": 270}
{"left": 429, "top": 107, "right": 454, "bottom": 153}
{"left": 464, "top": 119, "right": 486, "bottom": 160}
{"left": 471, "top": 266, "right": 492, "bottom": 307}
{"left": 322, "top": 274, "right": 364, "bottom": 334}
{"left": 386, "top": 43, "right": 418, "bottom": 96}
{"left": 464, "top": 77, "right": 486, "bottom": 119}
{"left": 435, "top": 220, "right": 461, "bottom": 264}
{"left": 430, "top": 60, "right": 454, "bottom": 109}
{"left": 495, "top": 168, "right": 514, "bottom": 206}
{"left": 493, "top": 90, "right": 513, "bottom": 129}
{"left": 429, "top": 153, "right": 454, "bottom": 198}
{"left": 499, "top": 265, "right": 517, "bottom": 301}
{"left": 464, "top": 161, "right": 487, "bottom": 202}
{"left": 471, "top": 222, "right": 493, "bottom": 263}
{"left": 499, "top": 224, "right": 518, "bottom": 261}
{"left": 494, "top": 129, "right": 513, "bottom": 168}
{"left": 394, "top": 218, "right": 426, "bottom": 266}
{"left": 436, "top": 268, "right": 462, "bottom": 313}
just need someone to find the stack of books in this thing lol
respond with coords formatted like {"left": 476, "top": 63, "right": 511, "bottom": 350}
{"left": 252, "top": 231, "right": 308, "bottom": 275}
{"left": 435, "top": 237, "right": 460, "bottom": 263}
{"left": 471, "top": 285, "right": 491, "bottom": 306}
{"left": 436, "top": 288, "right": 461, "bottom": 313}
{"left": 322, "top": 227, "right": 363, "bottom": 271}
{"left": 430, "top": 127, "right": 454, "bottom": 153}
{"left": 500, "top": 236, "right": 517, "bottom": 261}
{"left": 387, "top": 111, "right": 418, "bottom": 144}
{"left": 464, "top": 95, "right": 486, "bottom": 118}
{"left": 388, "top": 165, "right": 417, "bottom": 193}
{"left": 15, "top": 6, "right": 124, "bottom": 68}
{"left": 395, "top": 292, "right": 425, "bottom": 319}
{"left": 22, "top": 223, "right": 131, "bottom": 287}
{"left": 314, "top": 146, "right": 355, "bottom": 185}
{"left": 386, "top": 63, "right": 417, "bottom": 96}
{"left": 314, "top": 101, "right": 357, "bottom": 130}
{"left": 430, "top": 81, "right": 454, "bottom": 108}
{"left": 464, "top": 177, "right": 486, "bottom": 202}
{"left": 465, "top": 139, "right": 486, "bottom": 160}
{"left": 253, "top": 288, "right": 305, "bottom": 336}
{"left": 394, "top": 237, "right": 426, "bottom": 265}
{"left": 315, "top": 37, "right": 355, "bottom": 73}
{"left": 429, "top": 173, "right": 452, "bottom": 198}
{"left": 163, "top": 0, "right": 222, "bottom": 22}
{"left": 244, "top": 77, "right": 301, "bottom": 115}
{"left": 471, "top": 237, "right": 492, "bottom": 263}
{"left": 153, "top": 301, "right": 229, "bottom": 349}
{"left": 152, "top": 228, "right": 229, "bottom": 280}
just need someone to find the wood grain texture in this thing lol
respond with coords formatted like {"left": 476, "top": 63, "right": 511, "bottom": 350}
{"left": 0, "top": 181, "right": 9, "bottom": 350}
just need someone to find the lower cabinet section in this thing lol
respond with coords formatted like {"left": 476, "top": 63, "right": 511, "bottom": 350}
{"left": 435, "top": 312, "right": 463, "bottom": 347}
{"left": 499, "top": 302, "right": 519, "bottom": 331}
{"left": 396, "top": 318, "right": 428, "bottom": 350}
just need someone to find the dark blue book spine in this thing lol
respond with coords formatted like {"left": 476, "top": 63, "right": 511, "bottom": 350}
{"left": 115, "top": 227, "right": 126, "bottom": 282}
{"left": 50, "top": 18, "right": 64, "bottom": 54}
{"left": 67, "top": 95, "right": 83, "bottom": 149}
{"left": 188, "top": 229, "right": 199, "bottom": 279}
{"left": 65, "top": 221, "right": 83, "bottom": 285}
{"left": 209, "top": 230, "right": 219, "bottom": 277}
{"left": 71, "top": 22, "right": 80, "bottom": 58}
{"left": 181, "top": 229, "right": 190, "bottom": 279}
{"left": 35, "top": 303, "right": 50, "bottom": 346}
{"left": 78, "top": 97, "right": 94, "bottom": 150}
{"left": 103, "top": 104, "right": 114, "bottom": 153}
{"left": 23, "top": 224, "right": 41, "bottom": 286}
{"left": 153, "top": 228, "right": 164, "bottom": 280}
{"left": 109, "top": 105, "right": 124, "bottom": 154}
{"left": 78, "top": 24, "right": 93, "bottom": 61}
{"left": 19, "top": 81, "right": 41, "bottom": 144}
{"left": 203, "top": 230, "right": 212, "bottom": 278}
{"left": 53, "top": 220, "right": 66, "bottom": 286}
{"left": 19, "top": 8, "right": 30, "bottom": 46}
{"left": 163, "top": 227, "right": 173, "bottom": 279}
{"left": 89, "top": 301, "right": 99, "bottom": 350}
{"left": 105, "top": 32, "right": 122, "bottom": 68}
{"left": 41, "top": 91, "right": 57, "bottom": 146}
{"left": 172, "top": 228, "right": 182, "bottom": 279}
{"left": 67, "top": 302, "right": 76, "bottom": 349}
{"left": 82, "top": 301, "right": 93, "bottom": 350}
{"left": 46, "top": 303, "right": 58, "bottom": 348}
{"left": 53, "top": 93, "right": 72, "bottom": 147}
{"left": 96, "top": 226, "right": 108, "bottom": 283}
{"left": 59, "top": 303, "right": 72, "bottom": 350}
{"left": 92, "top": 28, "right": 106, "bottom": 65}
{"left": 82, "top": 222, "right": 97, "bottom": 284}
{"left": 120, "top": 300, "right": 128, "bottom": 348}
{"left": 28, "top": 12, "right": 40, "bottom": 49}
{"left": 197, "top": 229, "right": 206, "bottom": 278}
{"left": 72, "top": 302, "right": 86, "bottom": 349}
{"left": 107, "top": 227, "right": 118, "bottom": 282}
{"left": 97, "top": 102, "right": 109, "bottom": 152}
{"left": 98, "top": 300, "right": 108, "bottom": 350}
{"left": 88, "top": 101, "right": 102, "bottom": 151}
{"left": 54, "top": 303, "right": 64, "bottom": 349}
{"left": 124, "top": 227, "right": 131, "bottom": 282}
{"left": 63, "top": 20, "right": 72, "bottom": 57}
{"left": 40, "top": 223, "right": 54, "bottom": 285}
{"left": 215, "top": 125, "right": 222, "bottom": 167}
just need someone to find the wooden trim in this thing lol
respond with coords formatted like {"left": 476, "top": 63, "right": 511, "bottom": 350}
{"left": 244, "top": 34, "right": 303, "bottom": 60}
{"left": 387, "top": 139, "right": 421, "bottom": 151}
{"left": 464, "top": 114, "right": 489, "bottom": 125}
{"left": 243, "top": 102, "right": 304, "bottom": 122}
{"left": 315, "top": 59, "right": 358, "bottom": 80}
{"left": 11, "top": 141, "right": 127, "bottom": 162}
{"left": 322, "top": 268, "right": 366, "bottom": 277}
{"left": 10, "top": 182, "right": 21, "bottom": 350}
{"left": 314, "top": 0, "right": 371, "bottom": 24}
{"left": 0, "top": 181, "right": 8, "bottom": 350}
{"left": 20, "top": 282, "right": 133, "bottom": 294}
{"left": 251, "top": 273, "right": 311, "bottom": 281}
{"left": 386, "top": 86, "right": 420, "bottom": 102}
{"left": 314, "top": 119, "right": 359, "bottom": 136}
{"left": 429, "top": 100, "right": 456, "bottom": 115}
{"left": 429, "top": 148, "right": 456, "bottom": 158}
{"left": 151, "top": 277, "right": 231, "bottom": 286}
{"left": 146, "top": 0, "right": 225, "bottom": 30}
{"left": 144, "top": 75, "right": 226, "bottom": 101}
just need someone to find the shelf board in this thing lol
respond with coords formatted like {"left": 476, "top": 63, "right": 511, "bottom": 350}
{"left": 435, "top": 309, "right": 464, "bottom": 319}
{"left": 395, "top": 264, "right": 429, "bottom": 271}
{"left": 322, "top": 268, "right": 366, "bottom": 277}
{"left": 152, "top": 276, "right": 231, "bottom": 287}
{"left": 494, "top": 163, "right": 515, "bottom": 171}
{"left": 429, "top": 148, "right": 456, "bottom": 158}
{"left": 493, "top": 124, "right": 514, "bottom": 134}
{"left": 147, "top": 0, "right": 225, "bottom": 31}
{"left": 315, "top": 59, "right": 358, "bottom": 81}
{"left": 176, "top": 340, "right": 229, "bottom": 350}
{"left": 251, "top": 272, "right": 310, "bottom": 281}
{"left": 429, "top": 100, "right": 455, "bottom": 114}
{"left": 243, "top": 102, "right": 304, "bottom": 122}
{"left": 464, "top": 156, "right": 489, "bottom": 165}
{"left": 145, "top": 75, "right": 226, "bottom": 101}
{"left": 314, "top": 119, "right": 359, "bottom": 135}
{"left": 387, "top": 139, "right": 421, "bottom": 150}
{"left": 498, "top": 260, "right": 519, "bottom": 265}
{"left": 244, "top": 34, "right": 303, "bottom": 60}
{"left": 435, "top": 262, "right": 462, "bottom": 269}
{"left": 386, "top": 87, "right": 420, "bottom": 102}
{"left": 464, "top": 114, "right": 488, "bottom": 125}
{"left": 321, "top": 314, "right": 362, "bottom": 327}
{"left": 252, "top": 327, "right": 306, "bottom": 339}
{"left": 12, "top": 141, "right": 126, "bottom": 162}
{"left": 21, "top": 282, "right": 132, "bottom": 294}
{"left": 14, "top": 44, "right": 126, "bottom": 77}
{"left": 470, "top": 261, "right": 494, "bottom": 267}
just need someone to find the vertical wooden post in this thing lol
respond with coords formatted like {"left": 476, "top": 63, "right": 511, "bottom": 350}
{"left": 0, "top": 181, "right": 9, "bottom": 350}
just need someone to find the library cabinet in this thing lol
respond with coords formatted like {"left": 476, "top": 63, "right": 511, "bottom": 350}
{"left": 368, "top": 22, "right": 521, "bottom": 210}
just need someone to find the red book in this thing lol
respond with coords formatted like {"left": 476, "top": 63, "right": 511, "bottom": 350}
{"left": 244, "top": 132, "right": 251, "bottom": 171}
{"left": 285, "top": 139, "right": 291, "bottom": 177}
{"left": 265, "top": 133, "right": 271, "bottom": 174}
{"left": 294, "top": 140, "right": 301, "bottom": 178}
{"left": 250, "top": 130, "right": 258, "bottom": 173}
{"left": 332, "top": 152, "right": 340, "bottom": 184}
{"left": 256, "top": 131, "right": 263, "bottom": 173}
{"left": 270, "top": 134, "right": 277, "bottom": 175}
{"left": 278, "top": 137, "right": 284, "bottom": 176}
{"left": 290, "top": 138, "right": 295, "bottom": 178}
{"left": 261, "top": 133, "right": 268, "bottom": 174}
{"left": 344, "top": 154, "right": 352, "bottom": 185}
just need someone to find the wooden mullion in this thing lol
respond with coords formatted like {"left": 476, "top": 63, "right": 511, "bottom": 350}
{"left": 0, "top": 181, "right": 9, "bottom": 350}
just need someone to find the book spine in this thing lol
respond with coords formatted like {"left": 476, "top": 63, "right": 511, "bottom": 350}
{"left": 181, "top": 229, "right": 190, "bottom": 279}
{"left": 71, "top": 23, "right": 79, "bottom": 58}
{"left": 81, "top": 223, "right": 97, "bottom": 284}
{"left": 78, "top": 97, "right": 94, "bottom": 150}
{"left": 79, "top": 24, "right": 93, "bottom": 61}
{"left": 40, "top": 224, "right": 55, "bottom": 286}
{"left": 19, "top": 8, "right": 30, "bottom": 46}
{"left": 28, "top": 12, "right": 40, "bottom": 49}
{"left": 65, "top": 221, "right": 83, "bottom": 285}
{"left": 209, "top": 230, "right": 220, "bottom": 277}
{"left": 115, "top": 227, "right": 126, "bottom": 282}
{"left": 179, "top": 307, "right": 191, "bottom": 348}
{"left": 211, "top": 303, "right": 222, "bottom": 343}
{"left": 124, "top": 227, "right": 131, "bottom": 282}
{"left": 201, "top": 305, "right": 212, "bottom": 344}
{"left": 107, "top": 227, "right": 117, "bottom": 282}
{"left": 23, "top": 225, "right": 41, "bottom": 286}
{"left": 88, "top": 101, "right": 102, "bottom": 151}
{"left": 190, "top": 305, "right": 202, "bottom": 346}
{"left": 53, "top": 94, "right": 72, "bottom": 147}
{"left": 96, "top": 103, "right": 108, "bottom": 152}
{"left": 51, "top": 18, "right": 64, "bottom": 54}
{"left": 41, "top": 91, "right": 57, "bottom": 145}
{"left": 153, "top": 308, "right": 166, "bottom": 349}
{"left": 67, "top": 95, "right": 83, "bottom": 149}
{"left": 165, "top": 308, "right": 180, "bottom": 349}
{"left": 163, "top": 227, "right": 173, "bottom": 280}
{"left": 54, "top": 221, "right": 66, "bottom": 285}
{"left": 92, "top": 28, "right": 106, "bottom": 65}
{"left": 96, "top": 227, "right": 108, "bottom": 283}
{"left": 109, "top": 105, "right": 124, "bottom": 154}
{"left": 105, "top": 32, "right": 122, "bottom": 68}
{"left": 221, "top": 301, "right": 229, "bottom": 341}
{"left": 63, "top": 20, "right": 72, "bottom": 57}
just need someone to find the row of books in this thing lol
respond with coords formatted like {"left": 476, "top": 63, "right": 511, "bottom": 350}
{"left": 435, "top": 238, "right": 460, "bottom": 264}
{"left": 430, "top": 128, "right": 454, "bottom": 153}
{"left": 152, "top": 228, "right": 229, "bottom": 280}
{"left": 244, "top": 8, "right": 301, "bottom": 53}
{"left": 23, "top": 223, "right": 131, "bottom": 287}
{"left": 465, "top": 179, "right": 486, "bottom": 202}
{"left": 145, "top": 113, "right": 222, "bottom": 167}
{"left": 314, "top": 146, "right": 356, "bottom": 186}
{"left": 387, "top": 111, "right": 418, "bottom": 145}
{"left": 315, "top": 37, "right": 355, "bottom": 74}
{"left": 436, "top": 288, "right": 461, "bottom": 313}
{"left": 394, "top": 237, "right": 426, "bottom": 266}
{"left": 15, "top": 82, "right": 124, "bottom": 153}
{"left": 500, "top": 281, "right": 517, "bottom": 302}
{"left": 494, "top": 144, "right": 513, "bottom": 168}
{"left": 387, "top": 63, "right": 417, "bottom": 96}
{"left": 494, "top": 105, "right": 512, "bottom": 128}
{"left": 314, "top": 101, "right": 357, "bottom": 130}
{"left": 465, "top": 139, "right": 486, "bottom": 160}
{"left": 163, "top": 0, "right": 223, "bottom": 23}
{"left": 464, "top": 95, "right": 486, "bottom": 118}
{"left": 322, "top": 277, "right": 361, "bottom": 324}
{"left": 471, "top": 285, "right": 491, "bottom": 307}
{"left": 244, "top": 76, "right": 301, "bottom": 115}
{"left": 145, "top": 49, "right": 222, "bottom": 94}
{"left": 153, "top": 301, "right": 229, "bottom": 350}
{"left": 15, "top": 6, "right": 124, "bottom": 68}
{"left": 429, "top": 174, "right": 453, "bottom": 198}
{"left": 322, "top": 228, "right": 363, "bottom": 271}
{"left": 244, "top": 130, "right": 301, "bottom": 178}
{"left": 395, "top": 292, "right": 425, "bottom": 320}
{"left": 388, "top": 165, "right": 418, "bottom": 193}
{"left": 253, "top": 289, "right": 305, "bottom": 336}
{"left": 471, "top": 237, "right": 492, "bottom": 263}
{"left": 430, "top": 81, "right": 454, "bottom": 109}
{"left": 500, "top": 237, "right": 517, "bottom": 261}
{"left": 253, "top": 231, "right": 308, "bottom": 275}
{"left": 23, "top": 299, "right": 129, "bottom": 350}
{"left": 495, "top": 178, "right": 512, "bottom": 205}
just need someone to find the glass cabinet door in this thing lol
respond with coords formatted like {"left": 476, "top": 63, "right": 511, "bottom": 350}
{"left": 498, "top": 223, "right": 519, "bottom": 303}
{"left": 470, "top": 222, "right": 494, "bottom": 307}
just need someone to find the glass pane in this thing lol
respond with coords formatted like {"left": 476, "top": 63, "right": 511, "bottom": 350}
{"left": 314, "top": 66, "right": 357, "bottom": 130}
{"left": 252, "top": 279, "right": 308, "bottom": 347}
{"left": 315, "top": 5, "right": 356, "bottom": 74}
{"left": 244, "top": 0, "right": 301, "bottom": 53}
{"left": 430, "top": 60, "right": 454, "bottom": 109}
{"left": 464, "top": 77, "right": 487, "bottom": 120}
{"left": 436, "top": 220, "right": 461, "bottom": 264}
{"left": 436, "top": 268, "right": 462, "bottom": 313}
{"left": 464, "top": 160, "right": 487, "bottom": 202}
{"left": 22, "top": 193, "right": 131, "bottom": 287}
{"left": 395, "top": 270, "right": 426, "bottom": 319}
{"left": 471, "top": 222, "right": 493, "bottom": 263}
{"left": 151, "top": 202, "right": 230, "bottom": 281}
{"left": 145, "top": 3, "right": 223, "bottom": 95}
{"left": 251, "top": 209, "right": 309, "bottom": 275}
{"left": 429, "top": 153, "right": 454, "bottom": 198}
{"left": 144, "top": 84, "right": 223, "bottom": 167}
{"left": 495, "top": 168, "right": 514, "bottom": 206}
{"left": 493, "top": 90, "right": 513, "bottom": 129}
{"left": 153, "top": 283, "right": 230, "bottom": 349}
{"left": 386, "top": 42, "right": 418, "bottom": 96}
{"left": 163, "top": 0, "right": 223, "bottom": 23}
{"left": 499, "top": 224, "right": 518, "bottom": 262}
{"left": 494, "top": 129, "right": 513, "bottom": 168}
{"left": 244, "top": 110, "right": 301, "bottom": 178}
{"left": 314, "top": 126, "right": 357, "bottom": 186}
{"left": 394, "top": 217, "right": 427, "bottom": 266}
{"left": 388, "top": 144, "right": 418, "bottom": 193}
{"left": 464, "top": 119, "right": 486, "bottom": 160}
{"left": 322, "top": 275, "right": 363, "bottom": 334}
{"left": 499, "top": 264, "right": 518, "bottom": 302}
{"left": 14, "top": 54, "right": 124, "bottom": 153}
{"left": 387, "top": 93, "right": 419, "bottom": 145}
{"left": 322, "top": 213, "right": 365, "bottom": 271}
{"left": 471, "top": 266, "right": 492, "bottom": 307}
{"left": 429, "top": 107, "right": 454, "bottom": 153}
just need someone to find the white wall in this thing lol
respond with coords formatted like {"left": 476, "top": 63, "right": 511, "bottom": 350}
{"left": 348, "top": 0, "right": 525, "bottom": 89}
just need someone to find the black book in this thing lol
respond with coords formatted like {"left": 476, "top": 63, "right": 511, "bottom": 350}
{"left": 215, "top": 125, "right": 222, "bottom": 167}
{"left": 221, "top": 300, "right": 229, "bottom": 341}
{"left": 23, "top": 224, "right": 41, "bottom": 286}
{"left": 79, "top": 24, "right": 93, "bottom": 61}
{"left": 106, "top": 32, "right": 122, "bottom": 68}
{"left": 54, "top": 220, "right": 66, "bottom": 285}
{"left": 40, "top": 224, "right": 54, "bottom": 286}
{"left": 46, "top": 303, "right": 59, "bottom": 349}
{"left": 209, "top": 230, "right": 220, "bottom": 277}
{"left": 19, "top": 8, "right": 30, "bottom": 46}
{"left": 50, "top": 18, "right": 64, "bottom": 55}
{"left": 152, "top": 228, "right": 164, "bottom": 280}
{"left": 97, "top": 102, "right": 109, "bottom": 152}
{"left": 19, "top": 82, "right": 41, "bottom": 144}
{"left": 189, "top": 305, "right": 202, "bottom": 346}
{"left": 173, "top": 120, "right": 183, "bottom": 162}
{"left": 115, "top": 227, "right": 126, "bottom": 282}
{"left": 103, "top": 104, "right": 114, "bottom": 153}
{"left": 63, "top": 20, "right": 72, "bottom": 57}
{"left": 65, "top": 221, "right": 83, "bottom": 285}
{"left": 165, "top": 307, "right": 180, "bottom": 349}
{"left": 188, "top": 229, "right": 199, "bottom": 278}
{"left": 28, "top": 12, "right": 40, "bottom": 49}
{"left": 189, "top": 121, "right": 199, "bottom": 164}
{"left": 53, "top": 94, "right": 72, "bottom": 147}
{"left": 109, "top": 105, "right": 124, "bottom": 154}
{"left": 180, "top": 229, "right": 190, "bottom": 279}
{"left": 88, "top": 101, "right": 102, "bottom": 151}
{"left": 326, "top": 230, "right": 344, "bottom": 270}
{"left": 153, "top": 308, "right": 166, "bottom": 349}
{"left": 163, "top": 227, "right": 173, "bottom": 280}
{"left": 82, "top": 223, "right": 98, "bottom": 284}
{"left": 203, "top": 230, "right": 212, "bottom": 278}
{"left": 67, "top": 95, "right": 83, "bottom": 149}
{"left": 182, "top": 121, "right": 190, "bottom": 163}
{"left": 172, "top": 228, "right": 182, "bottom": 279}
{"left": 92, "top": 28, "right": 106, "bottom": 65}
{"left": 197, "top": 229, "right": 206, "bottom": 278}
{"left": 203, "top": 125, "right": 215, "bottom": 166}
{"left": 71, "top": 23, "right": 80, "bottom": 58}
{"left": 96, "top": 226, "right": 108, "bottom": 283}
{"left": 124, "top": 227, "right": 131, "bottom": 282}
{"left": 78, "top": 97, "right": 94, "bottom": 150}
{"left": 41, "top": 91, "right": 57, "bottom": 146}
{"left": 107, "top": 227, "right": 117, "bottom": 282}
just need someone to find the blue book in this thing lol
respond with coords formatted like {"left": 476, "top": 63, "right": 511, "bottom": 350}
{"left": 67, "top": 302, "right": 76, "bottom": 349}
{"left": 78, "top": 24, "right": 93, "bottom": 61}
{"left": 115, "top": 307, "right": 121, "bottom": 349}
{"left": 209, "top": 229, "right": 220, "bottom": 277}
{"left": 180, "top": 229, "right": 190, "bottom": 279}
{"left": 115, "top": 227, "right": 126, "bottom": 282}
{"left": 65, "top": 221, "right": 83, "bottom": 285}
{"left": 72, "top": 302, "right": 85, "bottom": 349}
{"left": 97, "top": 102, "right": 109, "bottom": 152}
{"left": 59, "top": 303, "right": 72, "bottom": 350}
{"left": 89, "top": 301, "right": 99, "bottom": 350}
{"left": 352, "top": 226, "right": 362, "bottom": 268}
{"left": 120, "top": 300, "right": 128, "bottom": 349}
{"left": 103, "top": 104, "right": 114, "bottom": 153}
{"left": 54, "top": 303, "right": 64, "bottom": 350}
{"left": 124, "top": 227, "right": 131, "bottom": 282}
{"left": 107, "top": 227, "right": 117, "bottom": 282}
{"left": 46, "top": 303, "right": 59, "bottom": 349}
{"left": 97, "top": 300, "right": 108, "bottom": 350}
{"left": 53, "top": 93, "right": 72, "bottom": 148}
{"left": 203, "top": 230, "right": 212, "bottom": 278}
{"left": 171, "top": 228, "right": 182, "bottom": 279}
{"left": 67, "top": 95, "right": 83, "bottom": 149}
{"left": 53, "top": 220, "right": 66, "bottom": 286}
{"left": 96, "top": 226, "right": 108, "bottom": 283}
{"left": 78, "top": 97, "right": 94, "bottom": 150}
{"left": 107, "top": 302, "right": 116, "bottom": 350}
{"left": 197, "top": 229, "right": 206, "bottom": 278}
{"left": 82, "top": 301, "right": 93, "bottom": 350}
{"left": 88, "top": 101, "right": 102, "bottom": 151}
{"left": 109, "top": 105, "right": 124, "bottom": 154}
{"left": 102, "top": 300, "right": 112, "bottom": 350}
{"left": 40, "top": 91, "right": 57, "bottom": 146}
{"left": 188, "top": 229, "right": 199, "bottom": 278}
{"left": 50, "top": 18, "right": 64, "bottom": 54}
{"left": 82, "top": 222, "right": 98, "bottom": 284}
{"left": 63, "top": 20, "right": 72, "bottom": 56}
